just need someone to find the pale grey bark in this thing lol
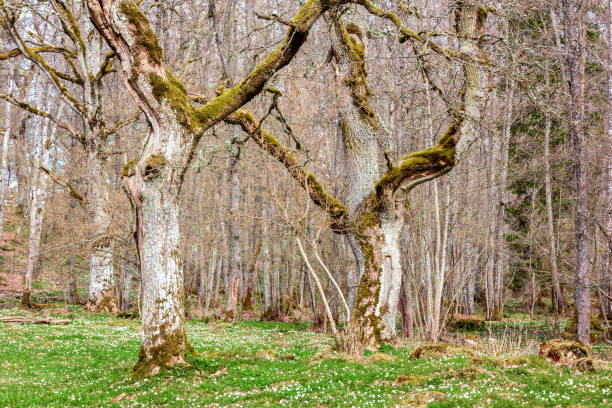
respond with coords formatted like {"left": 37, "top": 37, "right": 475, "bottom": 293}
{"left": 326, "top": 13, "right": 403, "bottom": 339}
{"left": 23, "top": 109, "right": 56, "bottom": 307}
{"left": 86, "top": 149, "right": 118, "bottom": 313}
{"left": 0, "top": 67, "right": 14, "bottom": 243}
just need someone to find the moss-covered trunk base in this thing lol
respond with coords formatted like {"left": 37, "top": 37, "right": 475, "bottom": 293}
{"left": 20, "top": 289, "right": 32, "bottom": 309}
{"left": 337, "top": 319, "right": 384, "bottom": 356}
{"left": 132, "top": 332, "right": 196, "bottom": 378}
{"left": 86, "top": 290, "right": 120, "bottom": 314}
{"left": 241, "top": 292, "right": 253, "bottom": 312}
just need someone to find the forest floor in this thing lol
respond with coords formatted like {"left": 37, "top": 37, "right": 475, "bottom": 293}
{"left": 0, "top": 307, "right": 611, "bottom": 407}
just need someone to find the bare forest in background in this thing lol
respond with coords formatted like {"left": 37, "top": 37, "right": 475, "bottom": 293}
{"left": 0, "top": 0, "right": 611, "bottom": 385}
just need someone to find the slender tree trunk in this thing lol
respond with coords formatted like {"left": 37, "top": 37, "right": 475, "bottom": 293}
{"left": 562, "top": 0, "right": 590, "bottom": 345}
{"left": 492, "top": 81, "right": 515, "bottom": 319}
{"left": 225, "top": 151, "right": 241, "bottom": 321}
{"left": 22, "top": 115, "right": 55, "bottom": 308}
{"left": 261, "top": 200, "right": 272, "bottom": 315}
{"left": 604, "top": 0, "right": 612, "bottom": 318}
{"left": 12, "top": 116, "right": 28, "bottom": 216}
{"left": 66, "top": 254, "right": 80, "bottom": 305}
{"left": 399, "top": 273, "right": 413, "bottom": 338}
{"left": 0, "top": 68, "right": 14, "bottom": 243}
{"left": 203, "top": 246, "right": 216, "bottom": 316}
{"left": 544, "top": 60, "right": 565, "bottom": 314}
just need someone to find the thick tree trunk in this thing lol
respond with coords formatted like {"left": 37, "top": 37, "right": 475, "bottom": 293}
{"left": 346, "top": 233, "right": 365, "bottom": 313}
{"left": 327, "top": 15, "right": 404, "bottom": 344}
{"left": 563, "top": 0, "right": 590, "bottom": 345}
{"left": 126, "top": 171, "right": 186, "bottom": 377}
{"left": 86, "top": 150, "right": 119, "bottom": 313}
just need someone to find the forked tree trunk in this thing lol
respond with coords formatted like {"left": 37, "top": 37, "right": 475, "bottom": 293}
{"left": 86, "top": 1, "right": 192, "bottom": 375}
{"left": 87, "top": 0, "right": 373, "bottom": 375}
{"left": 336, "top": 2, "right": 484, "bottom": 352}
{"left": 326, "top": 14, "right": 405, "bottom": 346}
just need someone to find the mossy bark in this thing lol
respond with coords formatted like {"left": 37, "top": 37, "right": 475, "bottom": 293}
{"left": 86, "top": 0, "right": 342, "bottom": 375}
{"left": 20, "top": 289, "right": 32, "bottom": 309}
{"left": 85, "top": 149, "right": 120, "bottom": 314}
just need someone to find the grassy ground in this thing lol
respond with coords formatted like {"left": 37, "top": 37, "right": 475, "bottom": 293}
{"left": 0, "top": 308, "right": 611, "bottom": 407}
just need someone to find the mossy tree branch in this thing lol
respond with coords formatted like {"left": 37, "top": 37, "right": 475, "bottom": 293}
{"left": 0, "top": 93, "right": 85, "bottom": 143}
{"left": 0, "top": 45, "right": 76, "bottom": 60}
{"left": 0, "top": 8, "right": 88, "bottom": 115}
{"left": 375, "top": 112, "right": 464, "bottom": 201}
{"left": 40, "top": 166, "right": 86, "bottom": 203}
{"left": 225, "top": 109, "right": 348, "bottom": 231}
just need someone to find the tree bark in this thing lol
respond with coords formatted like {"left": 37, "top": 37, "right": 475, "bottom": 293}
{"left": 562, "top": 0, "right": 590, "bottom": 345}
{"left": 224, "top": 151, "right": 241, "bottom": 321}
{"left": 12, "top": 116, "right": 29, "bottom": 216}
{"left": 86, "top": 149, "right": 119, "bottom": 313}
{"left": 23, "top": 114, "right": 55, "bottom": 308}
{"left": 604, "top": 0, "right": 612, "bottom": 319}
{"left": 261, "top": 199, "right": 272, "bottom": 315}
{"left": 0, "top": 66, "right": 14, "bottom": 244}
{"left": 544, "top": 60, "right": 565, "bottom": 314}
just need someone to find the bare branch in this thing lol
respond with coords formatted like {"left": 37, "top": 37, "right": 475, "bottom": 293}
{"left": 0, "top": 93, "right": 85, "bottom": 143}
{"left": 40, "top": 166, "right": 86, "bottom": 203}
{"left": 225, "top": 109, "right": 348, "bottom": 231}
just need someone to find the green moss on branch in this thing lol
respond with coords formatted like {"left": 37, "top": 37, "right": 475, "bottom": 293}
{"left": 119, "top": 1, "right": 163, "bottom": 66}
